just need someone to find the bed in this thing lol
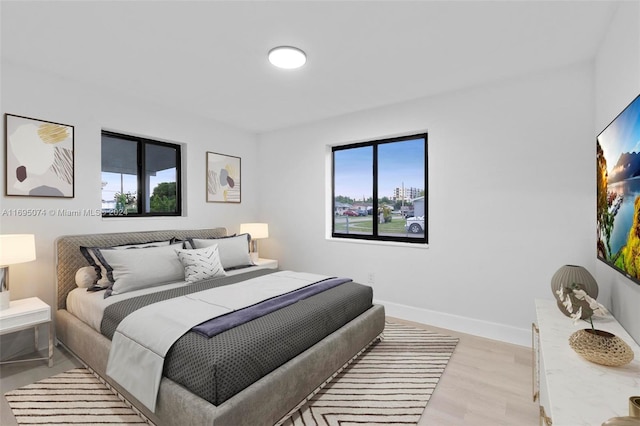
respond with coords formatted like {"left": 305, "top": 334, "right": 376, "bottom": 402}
{"left": 54, "top": 228, "right": 385, "bottom": 426}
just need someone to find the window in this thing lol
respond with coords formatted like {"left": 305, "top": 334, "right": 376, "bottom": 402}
{"left": 101, "top": 131, "right": 181, "bottom": 217}
{"left": 332, "top": 133, "right": 427, "bottom": 244}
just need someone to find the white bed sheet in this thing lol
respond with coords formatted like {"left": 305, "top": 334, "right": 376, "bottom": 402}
{"left": 66, "top": 264, "right": 276, "bottom": 332}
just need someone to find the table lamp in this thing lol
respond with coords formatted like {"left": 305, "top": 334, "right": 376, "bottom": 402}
{"left": 239, "top": 223, "right": 269, "bottom": 263}
{"left": 0, "top": 234, "right": 36, "bottom": 310}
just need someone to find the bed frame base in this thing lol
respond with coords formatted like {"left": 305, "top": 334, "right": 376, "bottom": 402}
{"left": 56, "top": 304, "right": 385, "bottom": 426}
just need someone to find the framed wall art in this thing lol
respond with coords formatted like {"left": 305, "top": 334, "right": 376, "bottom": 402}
{"left": 5, "top": 114, "right": 74, "bottom": 198}
{"left": 206, "top": 151, "right": 241, "bottom": 203}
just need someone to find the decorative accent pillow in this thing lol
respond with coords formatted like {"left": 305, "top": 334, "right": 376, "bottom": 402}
{"left": 80, "top": 240, "right": 172, "bottom": 287}
{"left": 75, "top": 266, "right": 98, "bottom": 288}
{"left": 175, "top": 245, "right": 226, "bottom": 283}
{"left": 188, "top": 234, "right": 252, "bottom": 270}
{"left": 94, "top": 243, "right": 185, "bottom": 297}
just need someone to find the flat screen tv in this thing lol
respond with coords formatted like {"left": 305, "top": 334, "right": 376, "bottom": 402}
{"left": 597, "top": 93, "right": 640, "bottom": 284}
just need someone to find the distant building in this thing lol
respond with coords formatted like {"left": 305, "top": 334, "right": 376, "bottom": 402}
{"left": 334, "top": 201, "right": 352, "bottom": 215}
{"left": 412, "top": 196, "right": 425, "bottom": 217}
{"left": 393, "top": 186, "right": 422, "bottom": 202}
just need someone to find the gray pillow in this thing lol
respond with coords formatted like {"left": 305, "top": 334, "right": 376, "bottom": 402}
{"left": 189, "top": 234, "right": 252, "bottom": 270}
{"left": 95, "top": 243, "right": 185, "bottom": 297}
{"left": 80, "top": 240, "right": 172, "bottom": 287}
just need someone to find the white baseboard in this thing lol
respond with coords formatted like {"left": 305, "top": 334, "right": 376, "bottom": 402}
{"left": 375, "top": 298, "right": 530, "bottom": 347}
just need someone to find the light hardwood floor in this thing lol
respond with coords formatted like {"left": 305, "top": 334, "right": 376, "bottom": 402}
{"left": 1, "top": 317, "right": 539, "bottom": 426}
{"left": 388, "top": 317, "right": 540, "bottom": 425}
{"left": 0, "top": 345, "right": 82, "bottom": 426}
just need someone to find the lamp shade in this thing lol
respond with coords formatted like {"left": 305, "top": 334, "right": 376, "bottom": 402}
{"left": 0, "top": 234, "right": 36, "bottom": 266}
{"left": 239, "top": 223, "right": 269, "bottom": 240}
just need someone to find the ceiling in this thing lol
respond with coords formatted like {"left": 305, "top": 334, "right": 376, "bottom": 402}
{"left": 1, "top": 1, "right": 620, "bottom": 134}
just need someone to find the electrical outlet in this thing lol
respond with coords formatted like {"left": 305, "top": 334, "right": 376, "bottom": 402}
{"left": 367, "top": 272, "right": 375, "bottom": 284}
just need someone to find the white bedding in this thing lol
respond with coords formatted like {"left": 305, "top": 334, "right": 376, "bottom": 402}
{"left": 66, "top": 264, "right": 277, "bottom": 332}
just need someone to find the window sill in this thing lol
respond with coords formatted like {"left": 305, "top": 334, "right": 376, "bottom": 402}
{"left": 101, "top": 215, "right": 184, "bottom": 220}
{"left": 326, "top": 236, "right": 429, "bottom": 249}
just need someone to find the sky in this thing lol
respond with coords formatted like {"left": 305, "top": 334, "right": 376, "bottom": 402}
{"left": 101, "top": 137, "right": 427, "bottom": 203}
{"left": 334, "top": 137, "right": 426, "bottom": 200}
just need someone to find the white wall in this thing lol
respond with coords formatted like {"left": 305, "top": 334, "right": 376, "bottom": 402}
{"left": 3, "top": 4, "right": 637, "bottom": 356}
{"left": 0, "top": 61, "right": 259, "bottom": 357}
{"left": 594, "top": 1, "right": 640, "bottom": 344}
{"left": 258, "top": 62, "right": 595, "bottom": 346}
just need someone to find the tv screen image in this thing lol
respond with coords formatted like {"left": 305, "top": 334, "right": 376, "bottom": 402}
{"left": 597, "top": 93, "right": 640, "bottom": 284}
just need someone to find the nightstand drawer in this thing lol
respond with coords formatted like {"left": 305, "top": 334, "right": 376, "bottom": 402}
{"left": 0, "top": 297, "right": 51, "bottom": 334}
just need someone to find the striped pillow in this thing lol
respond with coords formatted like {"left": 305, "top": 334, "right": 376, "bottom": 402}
{"left": 175, "top": 245, "right": 226, "bottom": 283}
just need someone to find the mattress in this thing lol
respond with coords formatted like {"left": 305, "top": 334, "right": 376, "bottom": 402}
{"left": 66, "top": 263, "right": 276, "bottom": 332}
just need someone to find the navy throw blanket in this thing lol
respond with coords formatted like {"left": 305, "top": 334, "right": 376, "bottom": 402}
{"left": 192, "top": 277, "right": 351, "bottom": 338}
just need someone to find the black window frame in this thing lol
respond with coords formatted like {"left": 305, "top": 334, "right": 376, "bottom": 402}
{"left": 331, "top": 133, "right": 428, "bottom": 244}
{"left": 101, "top": 130, "right": 182, "bottom": 218}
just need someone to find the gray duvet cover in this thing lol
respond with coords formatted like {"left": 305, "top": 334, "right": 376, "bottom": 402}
{"left": 100, "top": 269, "right": 374, "bottom": 405}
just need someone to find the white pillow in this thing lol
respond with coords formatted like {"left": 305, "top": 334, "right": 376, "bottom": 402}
{"left": 95, "top": 243, "right": 185, "bottom": 297}
{"left": 175, "top": 245, "right": 226, "bottom": 283}
{"left": 75, "top": 266, "right": 98, "bottom": 288}
{"left": 80, "top": 240, "right": 172, "bottom": 287}
{"left": 190, "top": 234, "right": 252, "bottom": 270}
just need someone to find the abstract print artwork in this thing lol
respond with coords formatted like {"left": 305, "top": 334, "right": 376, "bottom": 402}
{"left": 5, "top": 114, "right": 74, "bottom": 197}
{"left": 206, "top": 151, "right": 240, "bottom": 203}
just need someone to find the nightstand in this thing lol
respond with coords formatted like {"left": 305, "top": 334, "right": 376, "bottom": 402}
{"left": 0, "top": 297, "right": 53, "bottom": 367}
{"left": 255, "top": 258, "right": 278, "bottom": 269}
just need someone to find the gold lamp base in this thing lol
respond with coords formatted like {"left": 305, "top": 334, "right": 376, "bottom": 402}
{"left": 631, "top": 396, "right": 640, "bottom": 417}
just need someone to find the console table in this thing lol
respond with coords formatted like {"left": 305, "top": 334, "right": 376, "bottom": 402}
{"left": 533, "top": 299, "right": 640, "bottom": 425}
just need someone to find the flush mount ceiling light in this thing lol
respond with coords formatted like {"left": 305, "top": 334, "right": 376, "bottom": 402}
{"left": 268, "top": 46, "right": 306, "bottom": 69}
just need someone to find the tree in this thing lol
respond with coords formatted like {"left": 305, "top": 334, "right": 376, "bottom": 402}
{"left": 114, "top": 191, "right": 137, "bottom": 212}
{"left": 150, "top": 182, "right": 177, "bottom": 212}
{"left": 335, "top": 195, "right": 355, "bottom": 204}
{"left": 378, "top": 205, "right": 392, "bottom": 223}
{"left": 596, "top": 141, "right": 613, "bottom": 258}
{"left": 379, "top": 196, "right": 392, "bottom": 205}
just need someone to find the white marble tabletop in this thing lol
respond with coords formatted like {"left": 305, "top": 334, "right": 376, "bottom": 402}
{"left": 535, "top": 298, "right": 640, "bottom": 426}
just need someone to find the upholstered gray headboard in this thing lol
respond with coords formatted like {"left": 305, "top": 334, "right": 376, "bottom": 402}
{"left": 55, "top": 228, "right": 228, "bottom": 310}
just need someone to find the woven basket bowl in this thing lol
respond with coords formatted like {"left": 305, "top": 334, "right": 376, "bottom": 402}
{"left": 569, "top": 329, "right": 634, "bottom": 367}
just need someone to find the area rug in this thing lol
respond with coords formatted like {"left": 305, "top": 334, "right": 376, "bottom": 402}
{"left": 4, "top": 322, "right": 457, "bottom": 426}
{"left": 4, "top": 368, "right": 151, "bottom": 425}
{"left": 279, "top": 321, "right": 459, "bottom": 426}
